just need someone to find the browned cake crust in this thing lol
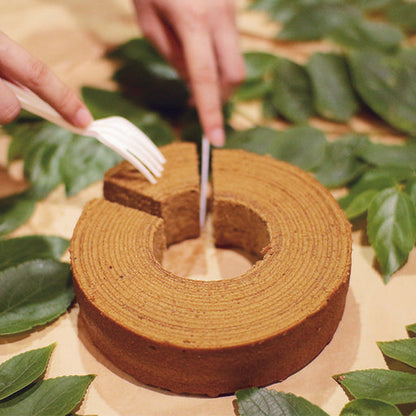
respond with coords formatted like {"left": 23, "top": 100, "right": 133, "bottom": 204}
{"left": 70, "top": 144, "right": 352, "bottom": 397}
{"left": 104, "top": 142, "right": 199, "bottom": 244}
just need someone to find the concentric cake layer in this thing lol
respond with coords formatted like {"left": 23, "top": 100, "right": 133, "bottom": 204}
{"left": 70, "top": 144, "right": 352, "bottom": 396}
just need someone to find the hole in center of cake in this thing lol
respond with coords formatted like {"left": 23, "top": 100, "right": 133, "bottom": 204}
{"left": 162, "top": 200, "right": 270, "bottom": 281}
{"left": 162, "top": 215, "right": 263, "bottom": 281}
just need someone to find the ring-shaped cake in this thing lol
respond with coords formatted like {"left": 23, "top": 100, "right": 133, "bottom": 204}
{"left": 70, "top": 143, "right": 352, "bottom": 396}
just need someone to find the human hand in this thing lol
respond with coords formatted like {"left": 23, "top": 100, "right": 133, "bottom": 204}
{"left": 133, "top": 0, "right": 245, "bottom": 147}
{"left": 0, "top": 32, "right": 93, "bottom": 127}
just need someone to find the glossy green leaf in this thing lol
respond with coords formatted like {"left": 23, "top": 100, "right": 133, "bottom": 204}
{"left": 348, "top": 167, "right": 413, "bottom": 194}
{"left": 354, "top": 140, "right": 416, "bottom": 169}
{"left": 0, "top": 344, "right": 55, "bottom": 400}
{"left": 22, "top": 125, "right": 72, "bottom": 200}
{"left": 59, "top": 135, "right": 122, "bottom": 196}
{"left": 270, "top": 57, "right": 314, "bottom": 123}
{"left": 3, "top": 121, "right": 45, "bottom": 162}
{"left": 0, "top": 375, "right": 95, "bottom": 416}
{"left": 313, "top": 134, "right": 369, "bottom": 188}
{"left": 330, "top": 16, "right": 403, "bottom": 52}
{"left": 339, "top": 398, "right": 402, "bottom": 416}
{"left": 367, "top": 188, "right": 416, "bottom": 282}
{"left": 348, "top": 48, "right": 416, "bottom": 135}
{"left": 236, "top": 387, "right": 329, "bottom": 416}
{"left": 234, "top": 52, "right": 278, "bottom": 101}
{"left": 0, "top": 260, "right": 74, "bottom": 335}
{"left": 334, "top": 368, "right": 416, "bottom": 404}
{"left": 225, "top": 127, "right": 282, "bottom": 155}
{"left": 234, "top": 80, "right": 271, "bottom": 101}
{"left": 278, "top": 4, "right": 358, "bottom": 40}
{"left": 81, "top": 87, "right": 174, "bottom": 145}
{"left": 0, "top": 236, "right": 69, "bottom": 271}
{"left": 387, "top": 2, "right": 416, "bottom": 33}
{"left": 378, "top": 337, "right": 416, "bottom": 368}
{"left": 225, "top": 126, "right": 326, "bottom": 171}
{"left": 109, "top": 38, "right": 189, "bottom": 114}
{"left": 272, "top": 126, "right": 327, "bottom": 170}
{"left": 0, "top": 193, "right": 36, "bottom": 238}
{"left": 250, "top": 0, "right": 343, "bottom": 23}
{"left": 405, "top": 180, "right": 416, "bottom": 206}
{"left": 340, "top": 189, "right": 379, "bottom": 220}
{"left": 243, "top": 51, "right": 279, "bottom": 81}
{"left": 307, "top": 53, "right": 359, "bottom": 122}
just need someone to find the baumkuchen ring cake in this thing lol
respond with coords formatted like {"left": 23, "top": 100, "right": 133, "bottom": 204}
{"left": 70, "top": 143, "right": 352, "bottom": 397}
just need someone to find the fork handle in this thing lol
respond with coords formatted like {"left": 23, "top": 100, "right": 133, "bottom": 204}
{"left": 3, "top": 79, "right": 87, "bottom": 135}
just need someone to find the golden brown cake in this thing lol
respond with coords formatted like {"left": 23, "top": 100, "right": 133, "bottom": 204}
{"left": 70, "top": 144, "right": 352, "bottom": 397}
{"left": 104, "top": 142, "right": 199, "bottom": 244}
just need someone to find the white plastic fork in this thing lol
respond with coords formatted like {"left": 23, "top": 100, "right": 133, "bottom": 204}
{"left": 3, "top": 80, "right": 165, "bottom": 184}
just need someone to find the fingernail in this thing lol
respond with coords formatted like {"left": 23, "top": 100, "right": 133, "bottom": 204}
{"left": 209, "top": 127, "right": 225, "bottom": 147}
{"left": 73, "top": 107, "right": 93, "bottom": 128}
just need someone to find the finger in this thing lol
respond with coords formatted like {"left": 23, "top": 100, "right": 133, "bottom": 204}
{"left": 179, "top": 30, "right": 225, "bottom": 147}
{"left": 0, "top": 78, "right": 21, "bottom": 124}
{"left": 0, "top": 32, "right": 92, "bottom": 128}
{"left": 212, "top": 13, "right": 246, "bottom": 100}
{"left": 133, "top": 1, "right": 187, "bottom": 80}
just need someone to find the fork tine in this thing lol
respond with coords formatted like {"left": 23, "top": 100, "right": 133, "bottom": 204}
{"left": 89, "top": 123, "right": 163, "bottom": 177}
{"left": 90, "top": 119, "right": 164, "bottom": 170}
{"left": 89, "top": 129, "right": 157, "bottom": 183}
{"left": 106, "top": 117, "right": 166, "bottom": 164}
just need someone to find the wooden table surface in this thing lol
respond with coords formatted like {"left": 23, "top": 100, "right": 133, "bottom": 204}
{"left": 1, "top": 2, "right": 416, "bottom": 415}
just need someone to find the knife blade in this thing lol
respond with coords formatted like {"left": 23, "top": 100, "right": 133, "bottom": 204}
{"left": 199, "top": 135, "right": 210, "bottom": 228}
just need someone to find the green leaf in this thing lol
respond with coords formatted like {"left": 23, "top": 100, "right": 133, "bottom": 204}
{"left": 234, "top": 52, "right": 278, "bottom": 101}
{"left": 0, "top": 344, "right": 55, "bottom": 401}
{"left": 0, "top": 260, "right": 74, "bottom": 335}
{"left": 348, "top": 48, "right": 416, "bottom": 135}
{"left": 0, "top": 236, "right": 69, "bottom": 271}
{"left": 307, "top": 53, "right": 359, "bottom": 122}
{"left": 0, "top": 193, "right": 36, "bottom": 238}
{"left": 387, "top": 2, "right": 416, "bottom": 33}
{"left": 81, "top": 87, "right": 174, "bottom": 146}
{"left": 59, "top": 135, "right": 122, "bottom": 196}
{"left": 226, "top": 126, "right": 326, "bottom": 171}
{"left": 270, "top": 57, "right": 314, "bottom": 123}
{"left": 234, "top": 80, "right": 271, "bottom": 101}
{"left": 0, "top": 375, "right": 95, "bottom": 416}
{"left": 225, "top": 127, "right": 282, "bottom": 155}
{"left": 330, "top": 16, "right": 403, "bottom": 52}
{"left": 250, "top": 0, "right": 343, "bottom": 23}
{"left": 334, "top": 368, "right": 416, "bottom": 404}
{"left": 278, "top": 4, "right": 358, "bottom": 40}
{"left": 272, "top": 126, "right": 327, "bottom": 171}
{"left": 22, "top": 125, "right": 72, "bottom": 199}
{"left": 407, "top": 323, "right": 416, "bottom": 336}
{"left": 313, "top": 134, "right": 369, "bottom": 188}
{"left": 349, "top": 167, "right": 413, "bottom": 194}
{"left": 109, "top": 38, "right": 189, "bottom": 115}
{"left": 242, "top": 51, "right": 279, "bottom": 82}
{"left": 339, "top": 398, "right": 402, "bottom": 416}
{"left": 405, "top": 180, "right": 416, "bottom": 206}
{"left": 3, "top": 121, "right": 45, "bottom": 162}
{"left": 6, "top": 115, "right": 133, "bottom": 199}
{"left": 378, "top": 338, "right": 416, "bottom": 368}
{"left": 236, "top": 387, "right": 330, "bottom": 416}
{"left": 354, "top": 140, "right": 416, "bottom": 169}
{"left": 340, "top": 189, "right": 379, "bottom": 220}
{"left": 367, "top": 188, "right": 416, "bottom": 282}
